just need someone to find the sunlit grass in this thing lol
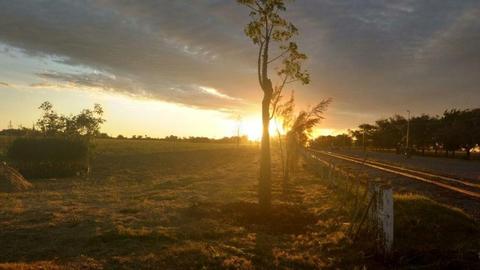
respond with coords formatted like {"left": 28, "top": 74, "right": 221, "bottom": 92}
{"left": 0, "top": 140, "right": 478, "bottom": 269}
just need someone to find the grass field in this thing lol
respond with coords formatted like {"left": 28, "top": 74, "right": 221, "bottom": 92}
{"left": 0, "top": 139, "right": 479, "bottom": 269}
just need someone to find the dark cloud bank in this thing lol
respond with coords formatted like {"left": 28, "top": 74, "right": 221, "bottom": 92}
{"left": 0, "top": 0, "right": 479, "bottom": 125}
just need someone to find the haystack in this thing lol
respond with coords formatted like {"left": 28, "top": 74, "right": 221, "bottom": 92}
{"left": 0, "top": 162, "right": 33, "bottom": 192}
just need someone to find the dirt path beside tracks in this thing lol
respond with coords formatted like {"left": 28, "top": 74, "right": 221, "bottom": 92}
{"left": 312, "top": 151, "right": 480, "bottom": 220}
{"left": 337, "top": 149, "right": 480, "bottom": 181}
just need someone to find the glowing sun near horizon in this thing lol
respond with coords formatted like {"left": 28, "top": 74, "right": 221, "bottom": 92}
{"left": 240, "top": 118, "right": 285, "bottom": 141}
{"left": 239, "top": 117, "right": 341, "bottom": 142}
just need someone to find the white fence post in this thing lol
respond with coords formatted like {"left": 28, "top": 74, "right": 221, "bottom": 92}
{"left": 372, "top": 181, "right": 394, "bottom": 256}
{"left": 379, "top": 184, "right": 394, "bottom": 255}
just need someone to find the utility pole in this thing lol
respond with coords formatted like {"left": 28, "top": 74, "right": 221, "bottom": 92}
{"left": 362, "top": 129, "right": 366, "bottom": 153}
{"left": 406, "top": 110, "right": 411, "bottom": 153}
{"left": 236, "top": 115, "right": 241, "bottom": 148}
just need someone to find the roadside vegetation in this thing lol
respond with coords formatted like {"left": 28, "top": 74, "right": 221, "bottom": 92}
{"left": 312, "top": 108, "right": 480, "bottom": 160}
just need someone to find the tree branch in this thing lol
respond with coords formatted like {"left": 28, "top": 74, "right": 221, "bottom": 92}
{"left": 269, "top": 74, "right": 288, "bottom": 119}
{"left": 258, "top": 41, "right": 264, "bottom": 87}
{"left": 254, "top": 0, "right": 263, "bottom": 12}
{"left": 285, "top": 78, "right": 300, "bottom": 85}
{"left": 267, "top": 48, "right": 289, "bottom": 64}
{"left": 244, "top": 3, "right": 260, "bottom": 12}
{"left": 279, "top": 73, "right": 289, "bottom": 91}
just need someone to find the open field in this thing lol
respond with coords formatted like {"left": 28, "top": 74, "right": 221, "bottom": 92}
{"left": 0, "top": 140, "right": 479, "bottom": 269}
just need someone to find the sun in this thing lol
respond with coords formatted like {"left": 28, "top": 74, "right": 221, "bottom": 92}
{"left": 241, "top": 117, "right": 284, "bottom": 141}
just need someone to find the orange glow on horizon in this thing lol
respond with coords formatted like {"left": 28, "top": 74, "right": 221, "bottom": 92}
{"left": 240, "top": 117, "right": 342, "bottom": 141}
{"left": 311, "top": 128, "right": 346, "bottom": 138}
{"left": 241, "top": 118, "right": 285, "bottom": 141}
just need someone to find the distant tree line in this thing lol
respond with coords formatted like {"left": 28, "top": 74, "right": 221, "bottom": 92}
{"left": 311, "top": 108, "right": 480, "bottom": 160}
{"left": 1, "top": 127, "right": 253, "bottom": 145}
{"left": 160, "top": 135, "right": 250, "bottom": 144}
{"left": 1, "top": 101, "right": 249, "bottom": 144}
{"left": 310, "top": 134, "right": 353, "bottom": 150}
{"left": 113, "top": 134, "right": 250, "bottom": 144}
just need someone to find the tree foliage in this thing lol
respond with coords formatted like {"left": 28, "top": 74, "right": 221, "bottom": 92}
{"left": 317, "top": 108, "right": 480, "bottom": 159}
{"left": 7, "top": 137, "right": 89, "bottom": 178}
{"left": 36, "top": 101, "right": 105, "bottom": 138}
{"left": 310, "top": 134, "right": 353, "bottom": 149}
{"left": 275, "top": 91, "right": 331, "bottom": 186}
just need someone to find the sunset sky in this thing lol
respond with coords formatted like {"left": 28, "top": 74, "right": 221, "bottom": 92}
{"left": 1, "top": 1, "right": 479, "bottom": 139}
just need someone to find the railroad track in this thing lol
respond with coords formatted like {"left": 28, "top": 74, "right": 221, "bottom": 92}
{"left": 308, "top": 149, "right": 480, "bottom": 200}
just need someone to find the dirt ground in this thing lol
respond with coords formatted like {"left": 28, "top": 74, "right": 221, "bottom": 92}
{"left": 0, "top": 141, "right": 478, "bottom": 269}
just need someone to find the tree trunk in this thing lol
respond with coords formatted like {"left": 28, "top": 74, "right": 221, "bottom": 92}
{"left": 259, "top": 91, "right": 272, "bottom": 210}
{"left": 259, "top": 30, "right": 272, "bottom": 210}
{"left": 284, "top": 133, "right": 293, "bottom": 190}
{"left": 276, "top": 126, "right": 287, "bottom": 192}
{"left": 466, "top": 148, "right": 471, "bottom": 160}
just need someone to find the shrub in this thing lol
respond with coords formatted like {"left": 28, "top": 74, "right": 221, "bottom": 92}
{"left": 7, "top": 137, "right": 89, "bottom": 178}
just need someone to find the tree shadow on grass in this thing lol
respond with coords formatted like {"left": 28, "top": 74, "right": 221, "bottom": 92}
{"left": 222, "top": 201, "right": 316, "bottom": 235}
{"left": 179, "top": 200, "right": 317, "bottom": 237}
{"left": 0, "top": 218, "right": 176, "bottom": 268}
{"left": 221, "top": 201, "right": 318, "bottom": 269}
{"left": 1, "top": 200, "right": 318, "bottom": 269}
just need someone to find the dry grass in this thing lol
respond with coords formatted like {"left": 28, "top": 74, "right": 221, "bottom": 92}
{"left": 393, "top": 194, "right": 480, "bottom": 268}
{"left": 0, "top": 140, "right": 478, "bottom": 269}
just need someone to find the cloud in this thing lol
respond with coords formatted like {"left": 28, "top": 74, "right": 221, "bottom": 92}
{"left": 32, "top": 71, "right": 245, "bottom": 111}
{"left": 0, "top": 0, "right": 480, "bottom": 125}
{"left": 0, "top": 0, "right": 255, "bottom": 110}
{"left": 198, "top": 86, "right": 240, "bottom": 101}
{"left": 0, "top": 81, "right": 9, "bottom": 87}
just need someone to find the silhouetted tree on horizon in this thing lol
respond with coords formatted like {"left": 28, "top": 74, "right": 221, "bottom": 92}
{"left": 36, "top": 101, "right": 105, "bottom": 138}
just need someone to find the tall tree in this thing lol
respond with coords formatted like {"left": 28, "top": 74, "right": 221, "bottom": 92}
{"left": 453, "top": 109, "right": 478, "bottom": 160}
{"left": 410, "top": 114, "right": 437, "bottom": 155}
{"left": 238, "top": 0, "right": 309, "bottom": 209}
{"left": 439, "top": 109, "right": 462, "bottom": 157}
{"left": 373, "top": 115, "right": 407, "bottom": 149}
{"left": 37, "top": 101, "right": 64, "bottom": 136}
{"left": 36, "top": 101, "right": 105, "bottom": 138}
{"left": 352, "top": 124, "right": 376, "bottom": 150}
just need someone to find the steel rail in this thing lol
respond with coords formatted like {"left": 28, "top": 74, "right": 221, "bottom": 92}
{"left": 308, "top": 149, "right": 480, "bottom": 200}
{"left": 327, "top": 151, "right": 480, "bottom": 189}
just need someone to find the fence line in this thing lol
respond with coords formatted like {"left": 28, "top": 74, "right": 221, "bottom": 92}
{"left": 302, "top": 149, "right": 394, "bottom": 256}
